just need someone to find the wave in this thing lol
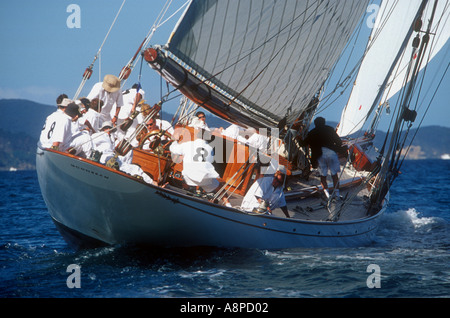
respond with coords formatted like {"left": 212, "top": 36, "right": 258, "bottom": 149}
{"left": 381, "top": 208, "right": 445, "bottom": 230}
{"left": 375, "top": 208, "right": 448, "bottom": 249}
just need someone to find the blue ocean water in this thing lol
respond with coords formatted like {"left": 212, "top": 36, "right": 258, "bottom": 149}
{"left": 1, "top": 160, "right": 449, "bottom": 299}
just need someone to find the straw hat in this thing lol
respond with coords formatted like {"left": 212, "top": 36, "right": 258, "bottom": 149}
{"left": 102, "top": 74, "right": 120, "bottom": 93}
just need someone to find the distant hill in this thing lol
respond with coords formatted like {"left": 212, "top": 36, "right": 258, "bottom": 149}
{"left": 0, "top": 99, "right": 55, "bottom": 170}
{"left": 0, "top": 99, "right": 55, "bottom": 138}
{"left": 0, "top": 98, "right": 449, "bottom": 170}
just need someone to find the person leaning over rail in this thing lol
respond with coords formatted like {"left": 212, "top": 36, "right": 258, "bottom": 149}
{"left": 240, "top": 167, "right": 290, "bottom": 218}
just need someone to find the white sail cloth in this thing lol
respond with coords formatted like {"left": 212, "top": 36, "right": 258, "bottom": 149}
{"left": 167, "top": 0, "right": 369, "bottom": 127}
{"left": 338, "top": 0, "right": 449, "bottom": 136}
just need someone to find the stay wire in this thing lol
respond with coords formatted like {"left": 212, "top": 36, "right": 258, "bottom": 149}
{"left": 73, "top": 0, "right": 127, "bottom": 100}
{"left": 398, "top": 61, "right": 449, "bottom": 171}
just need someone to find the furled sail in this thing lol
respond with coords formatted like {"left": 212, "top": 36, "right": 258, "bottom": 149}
{"left": 159, "top": 0, "right": 370, "bottom": 128}
{"left": 337, "top": 0, "right": 449, "bottom": 137}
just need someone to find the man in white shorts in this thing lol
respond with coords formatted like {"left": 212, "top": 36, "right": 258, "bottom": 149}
{"left": 317, "top": 147, "right": 341, "bottom": 199}
{"left": 304, "top": 117, "right": 347, "bottom": 200}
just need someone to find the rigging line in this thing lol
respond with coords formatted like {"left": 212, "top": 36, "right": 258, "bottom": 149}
{"left": 319, "top": 0, "right": 401, "bottom": 124}
{"left": 154, "top": 0, "right": 191, "bottom": 32}
{"left": 412, "top": 3, "right": 449, "bottom": 113}
{"left": 383, "top": 1, "right": 447, "bottom": 136}
{"left": 334, "top": 1, "right": 368, "bottom": 85}
{"left": 282, "top": 0, "right": 363, "bottom": 108}
{"left": 122, "top": 0, "right": 190, "bottom": 87}
{"left": 283, "top": 1, "right": 341, "bottom": 111}
{"left": 325, "top": 0, "right": 399, "bottom": 96}
{"left": 73, "top": 0, "right": 127, "bottom": 100}
{"left": 120, "top": 0, "right": 174, "bottom": 87}
{"left": 190, "top": 0, "right": 320, "bottom": 91}
{"left": 369, "top": 37, "right": 413, "bottom": 136}
{"left": 398, "top": 61, "right": 449, "bottom": 170}
{"left": 373, "top": 1, "right": 430, "bottom": 141}
{"left": 225, "top": 0, "right": 325, "bottom": 109}
{"left": 384, "top": 0, "right": 433, "bottom": 181}
{"left": 98, "top": 0, "right": 127, "bottom": 59}
{"left": 391, "top": 1, "right": 440, "bottom": 164}
{"left": 232, "top": 0, "right": 277, "bottom": 95}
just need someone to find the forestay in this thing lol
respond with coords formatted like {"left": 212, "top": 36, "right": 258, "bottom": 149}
{"left": 166, "top": 0, "right": 369, "bottom": 128}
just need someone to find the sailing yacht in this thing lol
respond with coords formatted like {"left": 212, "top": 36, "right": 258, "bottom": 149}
{"left": 36, "top": 0, "right": 449, "bottom": 249}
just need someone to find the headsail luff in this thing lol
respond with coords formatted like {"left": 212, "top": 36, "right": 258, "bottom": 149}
{"left": 380, "top": 0, "right": 450, "bottom": 104}
{"left": 337, "top": 0, "right": 449, "bottom": 137}
{"left": 159, "top": 0, "right": 369, "bottom": 128}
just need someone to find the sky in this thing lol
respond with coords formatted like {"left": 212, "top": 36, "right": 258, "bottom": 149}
{"left": 0, "top": 0, "right": 448, "bottom": 131}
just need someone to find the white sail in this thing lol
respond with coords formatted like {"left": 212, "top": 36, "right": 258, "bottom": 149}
{"left": 382, "top": 0, "right": 450, "bottom": 102}
{"left": 166, "top": 0, "right": 369, "bottom": 127}
{"left": 338, "top": 0, "right": 450, "bottom": 137}
{"left": 337, "top": 0, "right": 423, "bottom": 136}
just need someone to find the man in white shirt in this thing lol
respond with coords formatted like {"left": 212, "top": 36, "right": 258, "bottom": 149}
{"left": 89, "top": 121, "right": 157, "bottom": 185}
{"left": 188, "top": 111, "right": 211, "bottom": 131}
{"left": 80, "top": 98, "right": 102, "bottom": 134}
{"left": 116, "top": 84, "right": 145, "bottom": 140}
{"left": 87, "top": 74, "right": 124, "bottom": 126}
{"left": 39, "top": 101, "right": 81, "bottom": 151}
{"left": 169, "top": 129, "right": 220, "bottom": 194}
{"left": 90, "top": 121, "right": 117, "bottom": 164}
{"left": 240, "top": 167, "right": 290, "bottom": 218}
{"left": 246, "top": 128, "right": 269, "bottom": 153}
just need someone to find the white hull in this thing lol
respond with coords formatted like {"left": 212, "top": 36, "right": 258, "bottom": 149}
{"left": 36, "top": 146, "right": 385, "bottom": 250}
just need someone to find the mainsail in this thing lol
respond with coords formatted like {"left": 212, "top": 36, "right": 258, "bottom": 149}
{"left": 161, "top": 0, "right": 370, "bottom": 128}
{"left": 337, "top": 0, "right": 449, "bottom": 137}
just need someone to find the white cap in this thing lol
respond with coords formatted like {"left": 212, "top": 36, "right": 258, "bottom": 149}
{"left": 58, "top": 98, "right": 73, "bottom": 107}
{"left": 101, "top": 121, "right": 113, "bottom": 130}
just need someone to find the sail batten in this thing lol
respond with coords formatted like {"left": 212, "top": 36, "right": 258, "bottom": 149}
{"left": 164, "top": 0, "right": 369, "bottom": 127}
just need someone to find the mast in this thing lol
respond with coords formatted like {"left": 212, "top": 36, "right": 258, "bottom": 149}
{"left": 364, "top": 1, "right": 429, "bottom": 136}
{"left": 371, "top": 0, "right": 437, "bottom": 206}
